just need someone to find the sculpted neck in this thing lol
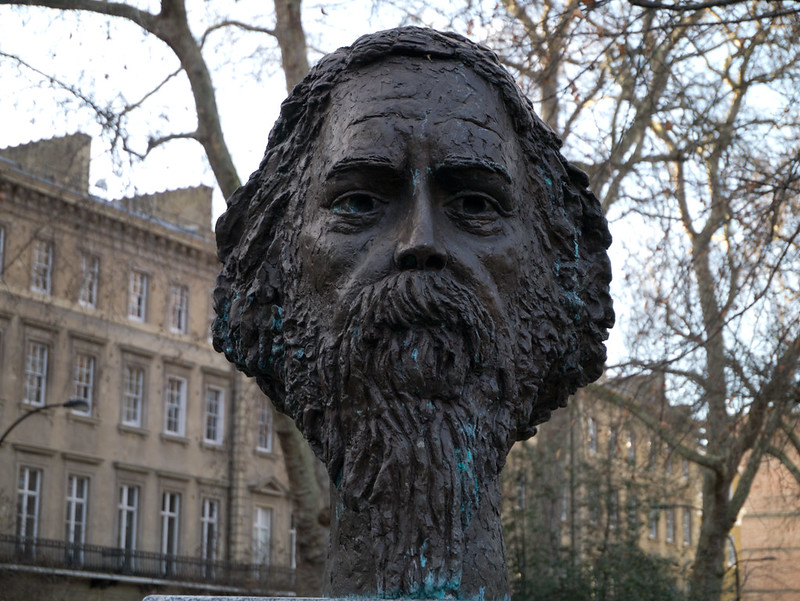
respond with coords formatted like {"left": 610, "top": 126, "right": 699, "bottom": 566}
{"left": 323, "top": 473, "right": 509, "bottom": 601}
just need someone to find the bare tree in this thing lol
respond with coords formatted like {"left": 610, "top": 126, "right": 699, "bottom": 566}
{"left": 386, "top": 1, "right": 800, "bottom": 599}
{"left": 0, "top": 0, "right": 328, "bottom": 592}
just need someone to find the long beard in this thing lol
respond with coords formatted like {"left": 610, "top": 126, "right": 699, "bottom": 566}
{"left": 315, "top": 272, "right": 515, "bottom": 595}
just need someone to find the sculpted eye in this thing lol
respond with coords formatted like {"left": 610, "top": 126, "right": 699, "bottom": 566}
{"left": 450, "top": 192, "right": 501, "bottom": 217}
{"left": 331, "top": 193, "right": 379, "bottom": 214}
{"left": 460, "top": 194, "right": 493, "bottom": 215}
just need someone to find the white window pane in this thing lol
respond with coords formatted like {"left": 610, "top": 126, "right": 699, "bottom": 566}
{"left": 257, "top": 398, "right": 273, "bottom": 452}
{"left": 24, "top": 342, "right": 48, "bottom": 406}
{"left": 128, "top": 271, "right": 148, "bottom": 321}
{"left": 78, "top": 254, "right": 99, "bottom": 307}
{"left": 71, "top": 353, "right": 94, "bottom": 413}
{"left": 31, "top": 240, "right": 52, "bottom": 294}
{"left": 164, "top": 377, "right": 186, "bottom": 436}
{"left": 123, "top": 366, "right": 144, "bottom": 426}
{"left": 169, "top": 285, "right": 189, "bottom": 333}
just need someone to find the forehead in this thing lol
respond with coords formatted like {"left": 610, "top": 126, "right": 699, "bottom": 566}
{"left": 316, "top": 57, "right": 518, "bottom": 171}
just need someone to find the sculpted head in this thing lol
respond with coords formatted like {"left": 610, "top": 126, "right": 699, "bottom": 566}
{"left": 213, "top": 26, "right": 613, "bottom": 597}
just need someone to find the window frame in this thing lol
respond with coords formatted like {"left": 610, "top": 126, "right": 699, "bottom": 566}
{"left": 666, "top": 506, "right": 676, "bottom": 542}
{"left": 78, "top": 252, "right": 100, "bottom": 308}
{"left": 117, "top": 484, "right": 139, "bottom": 554}
{"left": 256, "top": 397, "right": 273, "bottom": 453}
{"left": 122, "top": 364, "right": 146, "bottom": 428}
{"left": 168, "top": 284, "right": 189, "bottom": 334}
{"left": 17, "top": 466, "right": 42, "bottom": 542}
{"left": 204, "top": 385, "right": 225, "bottom": 445}
{"left": 253, "top": 505, "right": 272, "bottom": 567}
{"left": 164, "top": 376, "right": 187, "bottom": 437}
{"left": 201, "top": 497, "right": 219, "bottom": 564}
{"left": 160, "top": 491, "right": 181, "bottom": 575}
{"left": 65, "top": 474, "right": 89, "bottom": 562}
{"left": 23, "top": 340, "right": 49, "bottom": 406}
{"left": 0, "top": 224, "right": 5, "bottom": 281}
{"left": 71, "top": 352, "right": 95, "bottom": 415}
{"left": 587, "top": 417, "right": 598, "bottom": 454}
{"left": 682, "top": 509, "right": 692, "bottom": 546}
{"left": 31, "top": 238, "right": 53, "bottom": 295}
{"left": 128, "top": 270, "right": 149, "bottom": 322}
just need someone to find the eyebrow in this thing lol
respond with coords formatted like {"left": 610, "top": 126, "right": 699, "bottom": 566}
{"left": 433, "top": 156, "right": 512, "bottom": 182}
{"left": 327, "top": 156, "right": 400, "bottom": 179}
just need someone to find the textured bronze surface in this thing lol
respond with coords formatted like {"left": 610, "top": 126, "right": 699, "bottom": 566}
{"left": 214, "top": 27, "right": 614, "bottom": 601}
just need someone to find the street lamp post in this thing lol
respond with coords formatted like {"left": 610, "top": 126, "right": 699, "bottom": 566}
{"left": 0, "top": 399, "right": 89, "bottom": 446}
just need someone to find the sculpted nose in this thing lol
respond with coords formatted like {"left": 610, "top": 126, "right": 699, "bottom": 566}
{"left": 394, "top": 192, "right": 447, "bottom": 271}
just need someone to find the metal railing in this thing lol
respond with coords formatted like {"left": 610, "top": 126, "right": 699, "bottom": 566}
{"left": 0, "top": 534, "right": 295, "bottom": 593}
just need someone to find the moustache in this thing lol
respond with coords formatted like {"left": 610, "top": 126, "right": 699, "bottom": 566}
{"left": 339, "top": 271, "right": 496, "bottom": 365}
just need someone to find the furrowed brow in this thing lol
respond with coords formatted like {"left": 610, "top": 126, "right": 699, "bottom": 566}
{"left": 327, "top": 156, "right": 401, "bottom": 179}
{"left": 433, "top": 157, "right": 512, "bottom": 182}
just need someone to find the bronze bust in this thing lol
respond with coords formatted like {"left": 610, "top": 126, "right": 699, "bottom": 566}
{"left": 214, "top": 26, "right": 613, "bottom": 601}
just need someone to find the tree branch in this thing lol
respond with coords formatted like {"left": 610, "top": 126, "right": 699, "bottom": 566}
{"left": 766, "top": 444, "right": 800, "bottom": 488}
{"left": 0, "top": 0, "right": 157, "bottom": 29}
{"left": 587, "top": 382, "right": 725, "bottom": 471}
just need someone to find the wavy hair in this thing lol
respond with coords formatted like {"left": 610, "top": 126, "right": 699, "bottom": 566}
{"left": 213, "top": 26, "right": 614, "bottom": 441}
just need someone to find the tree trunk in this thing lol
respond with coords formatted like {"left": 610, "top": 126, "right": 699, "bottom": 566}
{"left": 270, "top": 1, "right": 329, "bottom": 593}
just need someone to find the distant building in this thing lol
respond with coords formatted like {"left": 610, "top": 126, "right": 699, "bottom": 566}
{"left": 0, "top": 134, "right": 296, "bottom": 600}
{"left": 503, "top": 374, "right": 703, "bottom": 593}
{"left": 727, "top": 425, "right": 800, "bottom": 601}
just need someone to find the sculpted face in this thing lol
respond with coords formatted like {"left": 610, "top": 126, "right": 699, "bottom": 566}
{"left": 285, "top": 58, "right": 545, "bottom": 596}
{"left": 298, "top": 58, "right": 532, "bottom": 336}
{"left": 213, "top": 27, "right": 613, "bottom": 601}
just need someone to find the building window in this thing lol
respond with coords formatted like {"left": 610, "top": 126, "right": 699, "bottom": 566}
{"left": 608, "top": 426, "right": 618, "bottom": 456}
{"left": 207, "top": 289, "right": 216, "bottom": 344}
{"left": 666, "top": 452, "right": 674, "bottom": 475}
{"left": 560, "top": 487, "right": 568, "bottom": 522}
{"left": 682, "top": 458, "right": 690, "bottom": 481}
{"left": 648, "top": 437, "right": 658, "bottom": 468}
{"left": 253, "top": 506, "right": 272, "bottom": 567}
{"left": 204, "top": 386, "right": 224, "bottom": 444}
{"left": 128, "top": 271, "right": 148, "bottom": 321}
{"left": 168, "top": 284, "right": 188, "bottom": 334}
{"left": 726, "top": 537, "right": 737, "bottom": 567}
{"left": 608, "top": 489, "right": 619, "bottom": 530}
{"left": 588, "top": 482, "right": 601, "bottom": 525}
{"left": 257, "top": 397, "right": 273, "bottom": 452}
{"left": 0, "top": 225, "right": 5, "bottom": 280}
{"left": 71, "top": 353, "right": 95, "bottom": 415}
{"left": 122, "top": 366, "right": 144, "bottom": 427}
{"left": 683, "top": 509, "right": 692, "bottom": 546}
{"left": 78, "top": 253, "right": 99, "bottom": 307}
{"left": 626, "top": 495, "right": 638, "bottom": 530}
{"left": 648, "top": 509, "right": 659, "bottom": 540}
{"left": 161, "top": 492, "right": 181, "bottom": 575}
{"left": 117, "top": 485, "right": 139, "bottom": 569}
{"left": 17, "top": 467, "right": 41, "bottom": 550}
{"left": 587, "top": 417, "right": 598, "bottom": 454}
{"left": 201, "top": 498, "right": 219, "bottom": 567}
{"left": 31, "top": 239, "right": 53, "bottom": 294}
{"left": 626, "top": 431, "right": 635, "bottom": 464}
{"left": 24, "top": 341, "right": 48, "bottom": 406}
{"left": 666, "top": 507, "right": 676, "bottom": 542}
{"left": 289, "top": 515, "right": 297, "bottom": 570}
{"left": 65, "top": 475, "right": 88, "bottom": 563}
{"left": 164, "top": 376, "right": 186, "bottom": 436}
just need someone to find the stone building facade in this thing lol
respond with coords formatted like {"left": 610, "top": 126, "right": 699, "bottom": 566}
{"left": 0, "top": 134, "right": 296, "bottom": 600}
{"left": 503, "top": 374, "right": 703, "bottom": 593}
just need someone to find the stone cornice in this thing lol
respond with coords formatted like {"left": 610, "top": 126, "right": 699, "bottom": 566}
{"left": 0, "top": 168, "right": 218, "bottom": 267}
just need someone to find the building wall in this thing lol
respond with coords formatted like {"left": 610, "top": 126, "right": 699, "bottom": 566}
{"left": 738, "top": 446, "right": 800, "bottom": 601}
{"left": 0, "top": 135, "right": 295, "bottom": 598}
{"left": 502, "top": 376, "right": 703, "bottom": 591}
